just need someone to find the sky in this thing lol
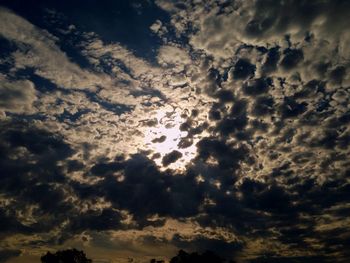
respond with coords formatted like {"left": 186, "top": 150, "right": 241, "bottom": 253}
{"left": 0, "top": 0, "right": 349, "bottom": 262}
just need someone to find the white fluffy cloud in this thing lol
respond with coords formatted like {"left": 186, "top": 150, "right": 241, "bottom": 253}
{"left": 0, "top": 76, "right": 36, "bottom": 114}
{"left": 157, "top": 45, "right": 192, "bottom": 72}
{"left": 0, "top": 7, "right": 106, "bottom": 91}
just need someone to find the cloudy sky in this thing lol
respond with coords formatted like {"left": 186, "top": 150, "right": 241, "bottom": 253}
{"left": 0, "top": 0, "right": 349, "bottom": 262}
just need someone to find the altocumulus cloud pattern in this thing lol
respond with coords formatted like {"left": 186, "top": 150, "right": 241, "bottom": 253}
{"left": 0, "top": 0, "right": 349, "bottom": 262}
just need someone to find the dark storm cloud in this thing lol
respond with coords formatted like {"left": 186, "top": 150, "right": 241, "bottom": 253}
{"left": 85, "top": 154, "right": 206, "bottom": 224}
{"left": 294, "top": 80, "right": 325, "bottom": 100}
{"left": 177, "top": 137, "right": 193, "bottom": 149}
{"left": 0, "top": 36, "right": 16, "bottom": 73}
{"left": 208, "top": 107, "right": 221, "bottom": 121}
{"left": 0, "top": 121, "right": 76, "bottom": 233}
{"left": 215, "top": 90, "right": 234, "bottom": 103}
{"left": 251, "top": 96, "right": 275, "bottom": 116}
{"left": 262, "top": 46, "right": 280, "bottom": 73}
{"left": 70, "top": 208, "right": 124, "bottom": 232}
{"left": 179, "top": 118, "right": 205, "bottom": 135}
{"left": 162, "top": 150, "right": 183, "bottom": 166}
{"left": 291, "top": 178, "right": 350, "bottom": 212}
{"left": 90, "top": 161, "right": 125, "bottom": 177}
{"left": 280, "top": 48, "right": 304, "bottom": 70}
{"left": 0, "top": 122, "right": 123, "bottom": 242}
{"left": 152, "top": 135, "right": 167, "bottom": 143}
{"left": 196, "top": 138, "right": 249, "bottom": 170}
{"left": 0, "top": 122, "right": 125, "bottom": 241}
{"left": 239, "top": 179, "right": 293, "bottom": 214}
{"left": 242, "top": 77, "right": 272, "bottom": 96}
{"left": 329, "top": 66, "right": 346, "bottom": 84}
{"left": 215, "top": 99, "right": 248, "bottom": 137}
{"left": 279, "top": 97, "right": 307, "bottom": 119}
{"left": 0, "top": 208, "right": 31, "bottom": 234}
{"left": 2, "top": 125, "right": 72, "bottom": 160}
{"left": 0, "top": 122, "right": 73, "bottom": 188}
{"left": 232, "top": 59, "right": 256, "bottom": 80}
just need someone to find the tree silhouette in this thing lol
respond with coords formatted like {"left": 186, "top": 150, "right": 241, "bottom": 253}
{"left": 41, "top": 248, "right": 92, "bottom": 263}
{"left": 169, "top": 250, "right": 231, "bottom": 263}
{"left": 41, "top": 248, "right": 235, "bottom": 263}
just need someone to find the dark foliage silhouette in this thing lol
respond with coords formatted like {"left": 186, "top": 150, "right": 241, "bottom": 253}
{"left": 41, "top": 248, "right": 92, "bottom": 263}
{"left": 41, "top": 248, "right": 235, "bottom": 263}
{"left": 169, "top": 250, "right": 235, "bottom": 263}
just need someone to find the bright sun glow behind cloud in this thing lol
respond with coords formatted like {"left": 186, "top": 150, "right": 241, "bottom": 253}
{"left": 144, "top": 109, "right": 197, "bottom": 170}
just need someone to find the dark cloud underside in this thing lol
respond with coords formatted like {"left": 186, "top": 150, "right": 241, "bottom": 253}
{"left": 0, "top": 0, "right": 349, "bottom": 262}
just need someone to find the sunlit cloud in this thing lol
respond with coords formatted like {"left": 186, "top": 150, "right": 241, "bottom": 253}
{"left": 143, "top": 108, "right": 197, "bottom": 171}
{"left": 0, "top": 1, "right": 349, "bottom": 262}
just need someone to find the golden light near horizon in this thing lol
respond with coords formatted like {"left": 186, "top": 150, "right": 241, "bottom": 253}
{"left": 144, "top": 108, "right": 197, "bottom": 170}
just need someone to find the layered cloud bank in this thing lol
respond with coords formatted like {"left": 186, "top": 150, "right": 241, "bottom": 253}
{"left": 0, "top": 1, "right": 349, "bottom": 262}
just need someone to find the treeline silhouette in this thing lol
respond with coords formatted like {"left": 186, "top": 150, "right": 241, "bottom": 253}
{"left": 41, "top": 249, "right": 92, "bottom": 263}
{"left": 40, "top": 248, "right": 236, "bottom": 263}
{"left": 168, "top": 249, "right": 236, "bottom": 263}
